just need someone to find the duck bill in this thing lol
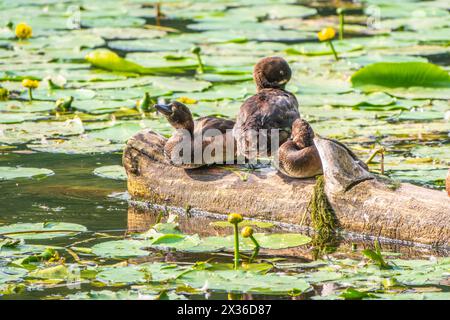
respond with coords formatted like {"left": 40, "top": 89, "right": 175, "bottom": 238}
{"left": 154, "top": 103, "right": 173, "bottom": 116}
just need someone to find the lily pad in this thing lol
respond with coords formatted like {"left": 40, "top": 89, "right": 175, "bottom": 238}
{"left": 93, "top": 165, "right": 127, "bottom": 181}
{"left": 351, "top": 62, "right": 450, "bottom": 91}
{"left": 0, "top": 167, "right": 54, "bottom": 181}
{"left": 91, "top": 240, "right": 151, "bottom": 259}
{"left": 0, "top": 222, "right": 86, "bottom": 239}
{"left": 27, "top": 137, "right": 124, "bottom": 154}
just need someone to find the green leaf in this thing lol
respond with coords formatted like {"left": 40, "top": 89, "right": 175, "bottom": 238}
{"left": 28, "top": 265, "right": 72, "bottom": 280}
{"left": 251, "top": 233, "right": 311, "bottom": 249}
{"left": 0, "top": 167, "right": 54, "bottom": 181}
{"left": 0, "top": 266, "right": 27, "bottom": 284}
{"left": 93, "top": 165, "right": 127, "bottom": 181}
{"left": 85, "top": 49, "right": 148, "bottom": 74}
{"left": 28, "top": 137, "right": 124, "bottom": 154}
{"left": 91, "top": 240, "right": 151, "bottom": 259}
{"left": 362, "top": 248, "right": 391, "bottom": 269}
{"left": 0, "top": 222, "right": 87, "bottom": 239}
{"left": 351, "top": 62, "right": 450, "bottom": 91}
{"left": 178, "top": 269, "right": 311, "bottom": 295}
{"left": 339, "top": 288, "right": 378, "bottom": 300}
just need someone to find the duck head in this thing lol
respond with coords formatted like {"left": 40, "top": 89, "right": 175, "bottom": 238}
{"left": 291, "top": 118, "right": 314, "bottom": 149}
{"left": 154, "top": 101, "right": 194, "bottom": 132}
{"left": 253, "top": 56, "right": 292, "bottom": 91}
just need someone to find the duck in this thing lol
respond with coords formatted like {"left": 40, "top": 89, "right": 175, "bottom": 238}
{"left": 275, "top": 119, "right": 323, "bottom": 178}
{"left": 154, "top": 101, "right": 236, "bottom": 169}
{"left": 233, "top": 56, "right": 300, "bottom": 161}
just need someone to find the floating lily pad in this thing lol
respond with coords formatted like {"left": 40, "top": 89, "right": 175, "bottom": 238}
{"left": 27, "top": 137, "right": 124, "bottom": 154}
{"left": 67, "top": 289, "right": 185, "bottom": 300}
{"left": 411, "top": 145, "right": 450, "bottom": 164}
{"left": 0, "top": 167, "right": 54, "bottom": 181}
{"left": 91, "top": 240, "right": 151, "bottom": 258}
{"left": 93, "top": 165, "right": 127, "bottom": 181}
{"left": 72, "top": 99, "right": 136, "bottom": 114}
{"left": 351, "top": 62, "right": 450, "bottom": 91}
{"left": 178, "top": 269, "right": 311, "bottom": 295}
{"left": 0, "top": 119, "right": 85, "bottom": 145}
{"left": 227, "top": 4, "right": 317, "bottom": 21}
{"left": 0, "top": 222, "right": 86, "bottom": 239}
{"left": 0, "top": 266, "right": 27, "bottom": 284}
{"left": 0, "top": 112, "right": 46, "bottom": 124}
{"left": 109, "top": 38, "right": 193, "bottom": 53}
{"left": 288, "top": 41, "right": 363, "bottom": 56}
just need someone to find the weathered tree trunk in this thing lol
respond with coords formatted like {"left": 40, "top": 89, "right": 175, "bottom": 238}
{"left": 123, "top": 129, "right": 450, "bottom": 248}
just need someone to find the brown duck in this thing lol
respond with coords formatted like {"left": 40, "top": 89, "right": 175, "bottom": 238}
{"left": 155, "top": 101, "right": 236, "bottom": 169}
{"left": 233, "top": 56, "right": 300, "bottom": 160}
{"left": 276, "top": 119, "right": 369, "bottom": 179}
{"left": 276, "top": 119, "right": 323, "bottom": 178}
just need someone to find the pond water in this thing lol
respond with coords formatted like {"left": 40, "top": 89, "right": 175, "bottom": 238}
{"left": 0, "top": 0, "right": 449, "bottom": 300}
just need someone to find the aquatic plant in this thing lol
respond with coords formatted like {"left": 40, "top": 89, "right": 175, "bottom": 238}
{"left": 241, "top": 226, "right": 260, "bottom": 262}
{"left": 228, "top": 213, "right": 243, "bottom": 269}
{"left": 337, "top": 8, "right": 345, "bottom": 40}
{"left": 308, "top": 175, "right": 339, "bottom": 258}
{"left": 15, "top": 22, "right": 32, "bottom": 40}
{"left": 366, "top": 147, "right": 386, "bottom": 174}
{"left": 155, "top": 2, "right": 163, "bottom": 26}
{"left": 317, "top": 27, "right": 339, "bottom": 60}
{"left": 191, "top": 46, "right": 205, "bottom": 74}
{"left": 137, "top": 92, "right": 153, "bottom": 113}
{"left": 362, "top": 240, "right": 392, "bottom": 269}
{"left": 0, "top": 219, "right": 449, "bottom": 300}
{"left": 351, "top": 62, "right": 450, "bottom": 91}
{"left": 21, "top": 79, "right": 39, "bottom": 101}
{"left": 55, "top": 96, "right": 74, "bottom": 112}
{"left": 0, "top": 87, "right": 8, "bottom": 101}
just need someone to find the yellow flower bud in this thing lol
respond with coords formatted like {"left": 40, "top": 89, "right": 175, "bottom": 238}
{"left": 15, "top": 23, "right": 33, "bottom": 40}
{"left": 317, "top": 27, "right": 336, "bottom": 42}
{"left": 228, "top": 213, "right": 243, "bottom": 224}
{"left": 241, "top": 226, "right": 254, "bottom": 238}
{"left": 0, "top": 88, "right": 8, "bottom": 101}
{"left": 22, "top": 79, "right": 39, "bottom": 89}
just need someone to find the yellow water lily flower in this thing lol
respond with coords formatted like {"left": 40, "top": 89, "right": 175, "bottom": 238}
{"left": 176, "top": 96, "right": 197, "bottom": 104}
{"left": 317, "top": 27, "right": 336, "bottom": 42}
{"left": 228, "top": 213, "right": 243, "bottom": 224}
{"left": 15, "top": 22, "right": 33, "bottom": 40}
{"left": 22, "top": 79, "right": 39, "bottom": 89}
{"left": 241, "top": 226, "right": 254, "bottom": 238}
{"left": 22, "top": 79, "right": 39, "bottom": 101}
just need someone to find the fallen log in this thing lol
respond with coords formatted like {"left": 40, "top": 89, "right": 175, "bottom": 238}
{"left": 123, "top": 129, "right": 450, "bottom": 248}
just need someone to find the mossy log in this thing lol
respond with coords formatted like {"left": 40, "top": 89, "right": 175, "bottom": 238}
{"left": 123, "top": 129, "right": 450, "bottom": 248}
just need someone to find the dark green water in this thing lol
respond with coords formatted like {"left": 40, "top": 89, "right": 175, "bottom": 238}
{"left": 0, "top": 151, "right": 127, "bottom": 233}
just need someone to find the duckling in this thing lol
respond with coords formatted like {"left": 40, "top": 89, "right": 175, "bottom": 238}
{"left": 233, "top": 56, "right": 300, "bottom": 160}
{"left": 155, "top": 101, "right": 236, "bottom": 169}
{"left": 276, "top": 119, "right": 323, "bottom": 178}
